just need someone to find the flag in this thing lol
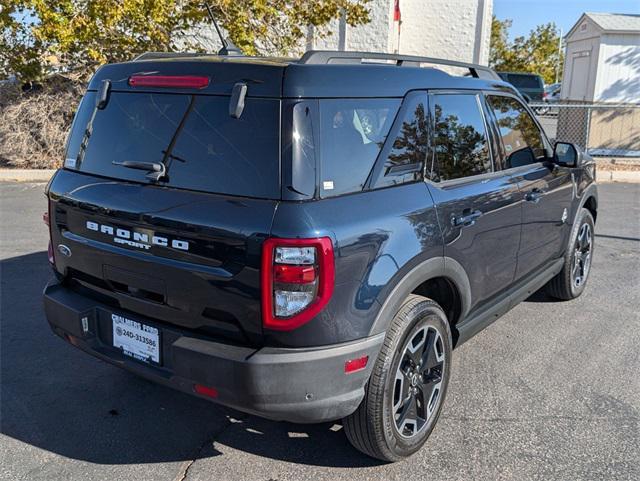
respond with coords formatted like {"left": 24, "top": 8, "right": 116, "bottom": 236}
{"left": 394, "top": 0, "right": 401, "bottom": 22}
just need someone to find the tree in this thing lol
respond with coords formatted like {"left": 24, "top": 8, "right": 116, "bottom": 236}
{"left": 1, "top": 0, "right": 372, "bottom": 82}
{"left": 489, "top": 16, "right": 514, "bottom": 69}
{"left": 1, "top": 2, "right": 43, "bottom": 80}
{"left": 489, "top": 15, "right": 564, "bottom": 84}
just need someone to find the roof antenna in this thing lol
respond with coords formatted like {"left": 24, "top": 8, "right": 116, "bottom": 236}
{"left": 204, "top": 3, "right": 243, "bottom": 56}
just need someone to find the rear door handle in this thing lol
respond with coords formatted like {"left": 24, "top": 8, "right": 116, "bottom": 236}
{"left": 524, "top": 188, "right": 544, "bottom": 203}
{"left": 451, "top": 210, "right": 483, "bottom": 227}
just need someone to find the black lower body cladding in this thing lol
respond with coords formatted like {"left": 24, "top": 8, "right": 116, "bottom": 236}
{"left": 43, "top": 280, "right": 384, "bottom": 423}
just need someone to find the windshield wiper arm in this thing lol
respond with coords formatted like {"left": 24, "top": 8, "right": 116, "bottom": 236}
{"left": 112, "top": 160, "right": 166, "bottom": 182}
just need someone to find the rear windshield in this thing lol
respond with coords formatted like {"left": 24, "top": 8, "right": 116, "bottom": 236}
{"left": 506, "top": 74, "right": 542, "bottom": 89}
{"left": 65, "top": 92, "right": 280, "bottom": 198}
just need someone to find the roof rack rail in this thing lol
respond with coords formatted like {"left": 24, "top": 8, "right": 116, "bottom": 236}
{"left": 298, "top": 50, "right": 500, "bottom": 80}
{"left": 132, "top": 52, "right": 211, "bottom": 61}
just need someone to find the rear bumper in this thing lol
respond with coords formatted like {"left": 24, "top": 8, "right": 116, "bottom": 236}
{"left": 43, "top": 281, "right": 383, "bottom": 423}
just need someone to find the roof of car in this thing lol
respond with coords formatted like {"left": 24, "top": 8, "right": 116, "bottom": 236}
{"left": 90, "top": 51, "right": 516, "bottom": 99}
{"left": 283, "top": 63, "right": 511, "bottom": 98}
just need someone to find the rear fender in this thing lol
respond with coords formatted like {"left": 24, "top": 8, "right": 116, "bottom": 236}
{"left": 369, "top": 256, "right": 471, "bottom": 336}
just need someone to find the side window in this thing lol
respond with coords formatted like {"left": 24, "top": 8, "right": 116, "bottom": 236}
{"left": 319, "top": 98, "right": 400, "bottom": 197}
{"left": 486, "top": 95, "right": 546, "bottom": 168}
{"left": 429, "top": 94, "right": 492, "bottom": 182}
{"left": 375, "top": 93, "right": 428, "bottom": 188}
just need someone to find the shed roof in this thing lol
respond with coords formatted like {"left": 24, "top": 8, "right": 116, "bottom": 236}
{"left": 587, "top": 12, "right": 640, "bottom": 32}
{"left": 568, "top": 13, "right": 640, "bottom": 38}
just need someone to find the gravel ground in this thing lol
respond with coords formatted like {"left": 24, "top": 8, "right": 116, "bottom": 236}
{"left": 1, "top": 181, "right": 638, "bottom": 481}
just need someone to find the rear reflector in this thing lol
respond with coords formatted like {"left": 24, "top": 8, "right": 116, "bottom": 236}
{"left": 128, "top": 75, "right": 210, "bottom": 89}
{"left": 193, "top": 384, "right": 218, "bottom": 398}
{"left": 345, "top": 356, "right": 369, "bottom": 374}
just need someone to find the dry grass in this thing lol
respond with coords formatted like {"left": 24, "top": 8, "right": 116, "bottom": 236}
{"left": 0, "top": 77, "right": 84, "bottom": 169}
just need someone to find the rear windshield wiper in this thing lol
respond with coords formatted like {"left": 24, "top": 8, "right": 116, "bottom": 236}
{"left": 112, "top": 161, "right": 166, "bottom": 181}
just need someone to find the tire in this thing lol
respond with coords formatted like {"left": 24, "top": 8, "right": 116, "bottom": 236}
{"left": 547, "top": 208, "right": 595, "bottom": 300}
{"left": 343, "top": 294, "right": 452, "bottom": 462}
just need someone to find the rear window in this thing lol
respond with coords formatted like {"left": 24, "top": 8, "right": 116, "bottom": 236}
{"left": 65, "top": 92, "right": 280, "bottom": 198}
{"left": 506, "top": 74, "right": 542, "bottom": 89}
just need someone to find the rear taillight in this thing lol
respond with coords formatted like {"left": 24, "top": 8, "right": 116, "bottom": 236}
{"left": 261, "top": 238, "right": 334, "bottom": 330}
{"left": 128, "top": 75, "right": 210, "bottom": 89}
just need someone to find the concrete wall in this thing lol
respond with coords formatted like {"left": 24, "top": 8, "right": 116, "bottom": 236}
{"left": 594, "top": 34, "right": 640, "bottom": 103}
{"left": 308, "top": 0, "right": 492, "bottom": 65}
{"left": 395, "top": 0, "right": 492, "bottom": 64}
{"left": 309, "top": 0, "right": 392, "bottom": 53}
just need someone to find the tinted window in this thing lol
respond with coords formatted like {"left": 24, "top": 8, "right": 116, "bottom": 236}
{"left": 487, "top": 95, "right": 546, "bottom": 168}
{"left": 170, "top": 96, "right": 280, "bottom": 197}
{"left": 375, "top": 93, "right": 428, "bottom": 188}
{"left": 319, "top": 98, "right": 400, "bottom": 197}
{"left": 288, "top": 101, "right": 317, "bottom": 197}
{"left": 507, "top": 74, "right": 542, "bottom": 89}
{"left": 429, "top": 94, "right": 492, "bottom": 182}
{"left": 65, "top": 92, "right": 280, "bottom": 198}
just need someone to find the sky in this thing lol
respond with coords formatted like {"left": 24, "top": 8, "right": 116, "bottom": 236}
{"left": 493, "top": 0, "right": 640, "bottom": 39}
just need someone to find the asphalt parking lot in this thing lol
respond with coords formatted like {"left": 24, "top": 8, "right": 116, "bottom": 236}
{"left": 1, "top": 181, "right": 638, "bottom": 481}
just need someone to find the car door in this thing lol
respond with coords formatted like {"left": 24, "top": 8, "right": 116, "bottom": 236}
{"left": 484, "top": 93, "right": 574, "bottom": 281}
{"left": 426, "top": 92, "right": 522, "bottom": 314}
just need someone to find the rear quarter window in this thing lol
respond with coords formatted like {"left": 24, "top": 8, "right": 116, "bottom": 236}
{"left": 318, "top": 98, "right": 400, "bottom": 197}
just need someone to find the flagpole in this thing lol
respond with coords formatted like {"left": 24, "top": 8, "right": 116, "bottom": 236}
{"left": 393, "top": 0, "right": 401, "bottom": 54}
{"left": 555, "top": 28, "right": 563, "bottom": 84}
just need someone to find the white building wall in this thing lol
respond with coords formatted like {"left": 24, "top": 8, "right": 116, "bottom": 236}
{"left": 310, "top": 0, "right": 392, "bottom": 53}
{"left": 594, "top": 34, "right": 640, "bottom": 103}
{"left": 396, "top": 0, "right": 492, "bottom": 64}
{"left": 308, "top": 0, "right": 492, "bottom": 65}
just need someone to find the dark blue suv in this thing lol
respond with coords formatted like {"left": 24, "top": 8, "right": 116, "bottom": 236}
{"left": 43, "top": 51, "right": 598, "bottom": 461}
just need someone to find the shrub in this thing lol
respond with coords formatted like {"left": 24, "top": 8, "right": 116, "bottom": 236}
{"left": 0, "top": 76, "right": 84, "bottom": 169}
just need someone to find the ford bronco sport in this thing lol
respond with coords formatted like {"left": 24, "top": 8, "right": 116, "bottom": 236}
{"left": 43, "top": 50, "right": 598, "bottom": 461}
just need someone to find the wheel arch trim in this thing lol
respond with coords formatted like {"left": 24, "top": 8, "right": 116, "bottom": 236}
{"left": 575, "top": 183, "right": 598, "bottom": 224}
{"left": 369, "top": 256, "right": 472, "bottom": 336}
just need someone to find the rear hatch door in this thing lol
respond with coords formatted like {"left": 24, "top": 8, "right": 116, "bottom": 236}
{"left": 48, "top": 59, "right": 285, "bottom": 345}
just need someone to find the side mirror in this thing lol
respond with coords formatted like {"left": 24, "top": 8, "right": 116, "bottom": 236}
{"left": 554, "top": 142, "right": 578, "bottom": 167}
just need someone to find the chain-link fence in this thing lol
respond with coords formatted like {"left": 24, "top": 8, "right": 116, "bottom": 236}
{"left": 530, "top": 103, "right": 640, "bottom": 158}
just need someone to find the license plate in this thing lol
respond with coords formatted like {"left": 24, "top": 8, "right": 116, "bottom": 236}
{"left": 111, "top": 313, "right": 160, "bottom": 364}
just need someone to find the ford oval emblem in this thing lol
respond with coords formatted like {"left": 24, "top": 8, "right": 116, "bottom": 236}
{"left": 57, "top": 244, "right": 72, "bottom": 257}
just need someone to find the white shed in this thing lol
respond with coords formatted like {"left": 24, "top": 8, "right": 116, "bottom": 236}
{"left": 562, "top": 13, "right": 640, "bottom": 103}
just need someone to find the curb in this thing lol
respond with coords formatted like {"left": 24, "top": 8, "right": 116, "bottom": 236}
{"left": 0, "top": 169, "right": 57, "bottom": 182}
{"left": 1, "top": 168, "right": 638, "bottom": 183}
{"left": 596, "top": 170, "right": 640, "bottom": 183}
